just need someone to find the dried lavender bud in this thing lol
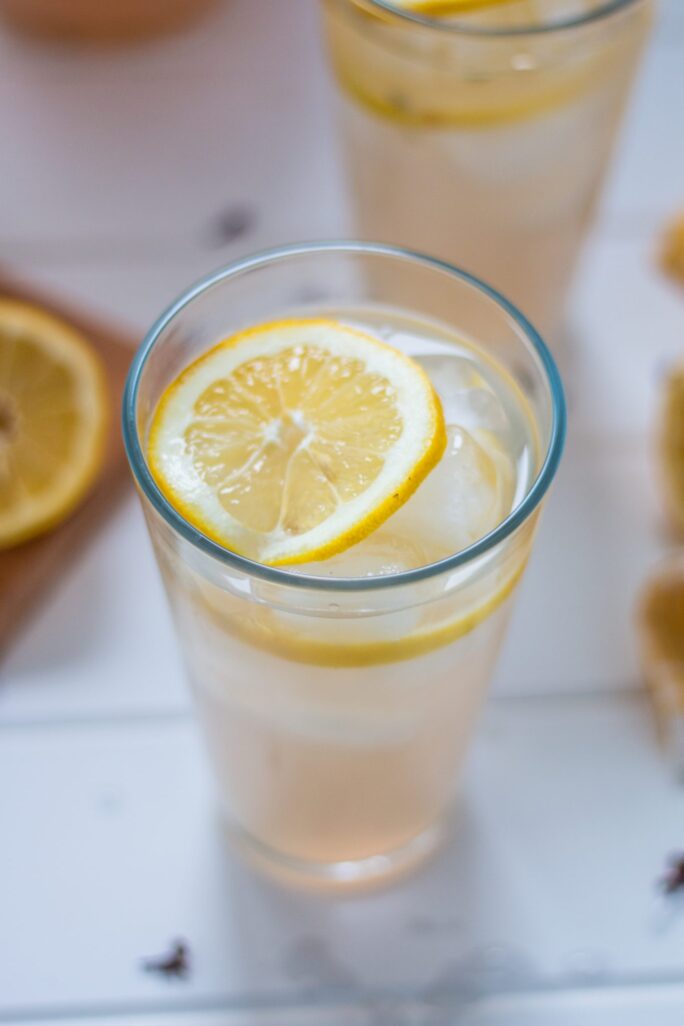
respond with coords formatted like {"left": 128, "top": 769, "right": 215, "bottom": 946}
{"left": 142, "top": 939, "right": 190, "bottom": 979}
{"left": 208, "top": 205, "right": 256, "bottom": 246}
{"left": 660, "top": 854, "right": 684, "bottom": 895}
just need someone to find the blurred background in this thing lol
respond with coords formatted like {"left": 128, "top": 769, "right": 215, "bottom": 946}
{"left": 1, "top": 1, "right": 684, "bottom": 1023}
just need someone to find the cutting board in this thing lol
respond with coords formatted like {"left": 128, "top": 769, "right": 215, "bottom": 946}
{"left": 0, "top": 275, "right": 137, "bottom": 655}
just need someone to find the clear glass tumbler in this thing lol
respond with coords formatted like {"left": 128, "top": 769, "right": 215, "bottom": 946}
{"left": 123, "top": 242, "right": 565, "bottom": 887}
{"left": 320, "top": 0, "right": 653, "bottom": 341}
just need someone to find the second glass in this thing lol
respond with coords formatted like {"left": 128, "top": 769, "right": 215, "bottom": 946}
{"left": 321, "top": 0, "right": 653, "bottom": 341}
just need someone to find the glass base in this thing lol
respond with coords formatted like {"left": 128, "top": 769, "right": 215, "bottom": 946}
{"left": 225, "top": 820, "right": 445, "bottom": 892}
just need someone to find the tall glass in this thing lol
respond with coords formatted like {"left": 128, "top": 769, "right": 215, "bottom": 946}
{"left": 320, "top": 0, "right": 653, "bottom": 340}
{"left": 123, "top": 242, "right": 565, "bottom": 887}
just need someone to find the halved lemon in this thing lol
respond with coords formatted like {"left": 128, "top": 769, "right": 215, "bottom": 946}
{"left": 661, "top": 213, "right": 684, "bottom": 289}
{"left": 148, "top": 318, "right": 446, "bottom": 566}
{"left": 0, "top": 300, "right": 108, "bottom": 548}
{"left": 659, "top": 362, "right": 684, "bottom": 536}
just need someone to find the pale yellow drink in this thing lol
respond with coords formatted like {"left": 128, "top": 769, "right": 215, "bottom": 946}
{"left": 124, "top": 244, "right": 564, "bottom": 887}
{"left": 321, "top": 0, "right": 653, "bottom": 339}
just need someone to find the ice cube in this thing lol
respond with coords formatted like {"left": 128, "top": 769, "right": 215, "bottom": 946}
{"left": 415, "top": 353, "right": 510, "bottom": 434}
{"left": 456, "top": 387, "right": 510, "bottom": 433}
{"left": 296, "top": 426, "right": 515, "bottom": 578}
{"left": 415, "top": 352, "right": 481, "bottom": 396}
{"left": 300, "top": 530, "right": 433, "bottom": 578}
{"left": 271, "top": 533, "right": 426, "bottom": 640}
{"left": 388, "top": 425, "right": 515, "bottom": 559}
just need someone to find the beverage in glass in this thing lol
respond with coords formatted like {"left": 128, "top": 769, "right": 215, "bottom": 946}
{"left": 320, "top": 0, "right": 653, "bottom": 339}
{"left": 124, "top": 242, "right": 565, "bottom": 886}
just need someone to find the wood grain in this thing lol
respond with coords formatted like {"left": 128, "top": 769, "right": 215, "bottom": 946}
{"left": 0, "top": 274, "right": 137, "bottom": 655}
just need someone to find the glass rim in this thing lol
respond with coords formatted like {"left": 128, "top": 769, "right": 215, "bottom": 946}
{"left": 359, "top": 0, "right": 647, "bottom": 37}
{"left": 123, "top": 240, "right": 566, "bottom": 593}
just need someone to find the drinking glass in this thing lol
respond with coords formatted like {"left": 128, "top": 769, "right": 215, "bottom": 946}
{"left": 123, "top": 242, "right": 565, "bottom": 887}
{"left": 320, "top": 0, "right": 653, "bottom": 341}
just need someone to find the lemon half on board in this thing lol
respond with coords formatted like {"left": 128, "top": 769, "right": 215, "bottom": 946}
{"left": 148, "top": 318, "right": 446, "bottom": 566}
{"left": 0, "top": 300, "right": 108, "bottom": 548}
{"left": 660, "top": 363, "right": 684, "bottom": 536}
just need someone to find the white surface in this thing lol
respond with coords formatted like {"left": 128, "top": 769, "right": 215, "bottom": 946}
{"left": 0, "top": 1, "right": 345, "bottom": 253}
{"left": 461, "top": 985, "right": 684, "bottom": 1026}
{"left": 1, "top": 1014, "right": 411, "bottom": 1026}
{"left": 2, "top": 695, "right": 684, "bottom": 1017}
{"left": 12, "top": 988, "right": 684, "bottom": 1026}
{"left": 1, "top": 0, "right": 683, "bottom": 1022}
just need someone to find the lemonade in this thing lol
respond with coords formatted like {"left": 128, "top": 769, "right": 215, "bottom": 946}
{"left": 124, "top": 243, "right": 565, "bottom": 886}
{"left": 321, "top": 0, "right": 653, "bottom": 339}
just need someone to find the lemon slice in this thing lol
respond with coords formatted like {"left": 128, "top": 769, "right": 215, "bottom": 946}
{"left": 389, "top": 0, "right": 520, "bottom": 14}
{"left": 0, "top": 300, "right": 108, "bottom": 548}
{"left": 148, "top": 318, "right": 446, "bottom": 566}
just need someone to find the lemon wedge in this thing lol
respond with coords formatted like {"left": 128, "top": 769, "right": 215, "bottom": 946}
{"left": 148, "top": 318, "right": 446, "bottom": 566}
{"left": 0, "top": 300, "right": 108, "bottom": 548}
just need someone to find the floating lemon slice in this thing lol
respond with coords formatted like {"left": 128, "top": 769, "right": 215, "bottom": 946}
{"left": 0, "top": 300, "right": 108, "bottom": 548}
{"left": 148, "top": 318, "right": 446, "bottom": 566}
{"left": 389, "top": 0, "right": 521, "bottom": 14}
{"left": 194, "top": 555, "right": 527, "bottom": 667}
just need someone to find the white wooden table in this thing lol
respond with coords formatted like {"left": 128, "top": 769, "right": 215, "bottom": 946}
{"left": 2, "top": 2, "right": 684, "bottom": 1023}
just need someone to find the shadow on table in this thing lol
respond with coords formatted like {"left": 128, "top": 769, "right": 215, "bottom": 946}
{"left": 212, "top": 798, "right": 539, "bottom": 1024}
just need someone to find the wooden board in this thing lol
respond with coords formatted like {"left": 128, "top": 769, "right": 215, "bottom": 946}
{"left": 0, "top": 274, "right": 137, "bottom": 655}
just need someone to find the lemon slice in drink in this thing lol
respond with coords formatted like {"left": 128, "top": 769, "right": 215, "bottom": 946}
{"left": 148, "top": 318, "right": 446, "bottom": 566}
{"left": 390, "top": 0, "right": 521, "bottom": 14}
{"left": 0, "top": 300, "right": 108, "bottom": 548}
